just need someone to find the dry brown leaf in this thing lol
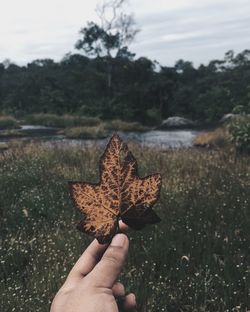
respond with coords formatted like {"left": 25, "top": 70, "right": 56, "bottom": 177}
{"left": 69, "top": 133, "right": 161, "bottom": 244}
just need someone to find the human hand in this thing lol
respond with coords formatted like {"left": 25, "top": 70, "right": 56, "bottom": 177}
{"left": 50, "top": 223, "right": 136, "bottom": 312}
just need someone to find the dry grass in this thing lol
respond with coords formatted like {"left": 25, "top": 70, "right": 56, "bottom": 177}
{"left": 104, "top": 119, "right": 149, "bottom": 132}
{"left": 0, "top": 142, "right": 8, "bottom": 151}
{"left": 193, "top": 127, "right": 231, "bottom": 148}
{"left": 24, "top": 114, "right": 101, "bottom": 128}
{"left": 64, "top": 125, "right": 108, "bottom": 139}
{"left": 0, "top": 116, "right": 20, "bottom": 130}
{"left": 0, "top": 129, "right": 25, "bottom": 138}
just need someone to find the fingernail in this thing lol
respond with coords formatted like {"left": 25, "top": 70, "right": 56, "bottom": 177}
{"left": 111, "top": 234, "right": 126, "bottom": 247}
{"left": 132, "top": 293, "right": 137, "bottom": 305}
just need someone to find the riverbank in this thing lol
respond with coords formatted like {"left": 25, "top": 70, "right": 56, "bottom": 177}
{"left": 0, "top": 114, "right": 151, "bottom": 140}
{"left": 0, "top": 113, "right": 216, "bottom": 136}
{"left": 0, "top": 129, "right": 200, "bottom": 150}
{"left": 1, "top": 113, "right": 249, "bottom": 153}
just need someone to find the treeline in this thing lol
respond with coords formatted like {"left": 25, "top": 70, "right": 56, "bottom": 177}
{"left": 0, "top": 49, "right": 250, "bottom": 124}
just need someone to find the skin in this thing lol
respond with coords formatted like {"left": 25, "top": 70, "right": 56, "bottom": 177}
{"left": 50, "top": 222, "right": 136, "bottom": 312}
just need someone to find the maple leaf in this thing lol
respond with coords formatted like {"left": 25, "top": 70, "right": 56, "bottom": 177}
{"left": 69, "top": 133, "right": 161, "bottom": 244}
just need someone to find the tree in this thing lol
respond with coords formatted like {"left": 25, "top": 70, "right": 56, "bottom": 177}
{"left": 95, "top": 0, "right": 138, "bottom": 56}
{"left": 75, "top": 22, "right": 107, "bottom": 58}
{"left": 75, "top": 0, "right": 139, "bottom": 89}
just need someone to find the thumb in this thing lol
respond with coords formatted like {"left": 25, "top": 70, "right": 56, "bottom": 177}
{"left": 86, "top": 234, "right": 129, "bottom": 288}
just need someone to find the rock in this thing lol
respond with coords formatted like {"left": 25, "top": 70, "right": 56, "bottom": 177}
{"left": 220, "top": 113, "right": 250, "bottom": 123}
{"left": 158, "top": 116, "right": 195, "bottom": 129}
{"left": 220, "top": 114, "right": 237, "bottom": 123}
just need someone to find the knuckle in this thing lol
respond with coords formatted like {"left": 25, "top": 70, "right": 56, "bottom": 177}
{"left": 102, "top": 248, "right": 125, "bottom": 266}
{"left": 57, "top": 285, "right": 75, "bottom": 297}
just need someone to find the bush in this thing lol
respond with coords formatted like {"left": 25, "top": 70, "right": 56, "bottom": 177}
{"left": 228, "top": 115, "right": 250, "bottom": 153}
{"left": 104, "top": 119, "right": 149, "bottom": 132}
{"left": 144, "top": 108, "right": 162, "bottom": 126}
{"left": 232, "top": 104, "right": 250, "bottom": 114}
{"left": 0, "top": 129, "right": 24, "bottom": 138}
{"left": 24, "top": 114, "right": 101, "bottom": 128}
{"left": 64, "top": 125, "right": 108, "bottom": 139}
{"left": 0, "top": 116, "right": 19, "bottom": 130}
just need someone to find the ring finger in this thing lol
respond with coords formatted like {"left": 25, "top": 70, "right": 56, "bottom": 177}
{"left": 112, "top": 282, "right": 125, "bottom": 298}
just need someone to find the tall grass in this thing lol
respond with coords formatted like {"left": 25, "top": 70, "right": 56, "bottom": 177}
{"left": 104, "top": 119, "right": 149, "bottom": 132}
{"left": 0, "top": 116, "right": 20, "bottom": 130}
{"left": 0, "top": 143, "right": 249, "bottom": 311}
{"left": 64, "top": 125, "right": 108, "bottom": 139}
{"left": 193, "top": 127, "right": 231, "bottom": 148}
{"left": 24, "top": 114, "right": 101, "bottom": 128}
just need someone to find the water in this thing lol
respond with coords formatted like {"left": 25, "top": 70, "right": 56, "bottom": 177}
{"left": 120, "top": 130, "right": 198, "bottom": 148}
{"left": 1, "top": 125, "right": 200, "bottom": 149}
{"left": 19, "top": 125, "right": 59, "bottom": 136}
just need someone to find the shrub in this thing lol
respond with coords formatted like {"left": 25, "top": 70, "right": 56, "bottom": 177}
{"left": 24, "top": 114, "right": 62, "bottom": 127}
{"left": 144, "top": 108, "right": 162, "bottom": 126}
{"left": 228, "top": 115, "right": 250, "bottom": 153}
{"left": 104, "top": 119, "right": 149, "bottom": 132}
{"left": 24, "top": 114, "right": 101, "bottom": 128}
{"left": 0, "top": 129, "right": 24, "bottom": 138}
{"left": 0, "top": 116, "right": 19, "bottom": 130}
{"left": 62, "top": 115, "right": 101, "bottom": 127}
{"left": 232, "top": 104, "right": 250, "bottom": 114}
{"left": 64, "top": 125, "right": 108, "bottom": 139}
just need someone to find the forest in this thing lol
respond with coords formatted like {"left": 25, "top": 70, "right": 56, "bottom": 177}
{"left": 1, "top": 0, "right": 250, "bottom": 125}
{"left": 0, "top": 48, "right": 250, "bottom": 125}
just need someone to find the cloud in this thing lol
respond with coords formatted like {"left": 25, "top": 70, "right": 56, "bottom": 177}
{"left": 131, "top": 0, "right": 250, "bottom": 65}
{"left": 0, "top": 0, "right": 250, "bottom": 66}
{"left": 0, "top": 0, "right": 100, "bottom": 63}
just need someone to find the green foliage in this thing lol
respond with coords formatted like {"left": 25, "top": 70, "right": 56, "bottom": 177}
{"left": 191, "top": 87, "right": 232, "bottom": 122}
{"left": 228, "top": 115, "right": 250, "bottom": 153}
{"left": 0, "top": 116, "right": 19, "bottom": 130}
{"left": 0, "top": 144, "right": 249, "bottom": 311}
{"left": 75, "top": 22, "right": 108, "bottom": 57}
{"left": 64, "top": 125, "right": 108, "bottom": 139}
{"left": 0, "top": 129, "right": 24, "bottom": 138}
{"left": 144, "top": 108, "right": 162, "bottom": 126}
{"left": 104, "top": 119, "right": 149, "bottom": 132}
{"left": 1, "top": 49, "right": 250, "bottom": 123}
{"left": 232, "top": 105, "right": 247, "bottom": 114}
{"left": 24, "top": 114, "right": 101, "bottom": 128}
{"left": 75, "top": 0, "right": 138, "bottom": 59}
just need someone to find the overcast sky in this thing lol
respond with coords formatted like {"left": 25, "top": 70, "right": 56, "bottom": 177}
{"left": 1, "top": 0, "right": 250, "bottom": 67}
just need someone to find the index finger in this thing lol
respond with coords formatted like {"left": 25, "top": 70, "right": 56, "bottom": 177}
{"left": 66, "top": 239, "right": 108, "bottom": 284}
{"left": 65, "top": 220, "right": 129, "bottom": 284}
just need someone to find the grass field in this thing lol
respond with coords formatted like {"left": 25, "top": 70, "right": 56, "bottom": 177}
{"left": 0, "top": 142, "right": 249, "bottom": 311}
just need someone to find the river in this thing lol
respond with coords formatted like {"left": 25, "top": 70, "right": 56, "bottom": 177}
{"left": 0, "top": 126, "right": 200, "bottom": 149}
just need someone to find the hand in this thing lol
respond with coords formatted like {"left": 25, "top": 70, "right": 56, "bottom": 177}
{"left": 50, "top": 223, "right": 136, "bottom": 312}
